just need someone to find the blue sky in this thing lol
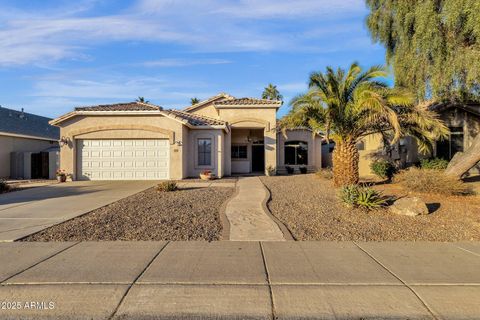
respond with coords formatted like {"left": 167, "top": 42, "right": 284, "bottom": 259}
{"left": 0, "top": 0, "right": 386, "bottom": 118}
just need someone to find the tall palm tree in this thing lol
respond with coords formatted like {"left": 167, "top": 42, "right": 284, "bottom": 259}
{"left": 279, "top": 62, "right": 448, "bottom": 187}
{"left": 262, "top": 84, "right": 283, "bottom": 101}
{"left": 190, "top": 97, "right": 200, "bottom": 105}
{"left": 136, "top": 96, "right": 149, "bottom": 103}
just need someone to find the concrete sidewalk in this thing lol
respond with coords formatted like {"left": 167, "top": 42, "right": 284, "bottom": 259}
{"left": 0, "top": 181, "right": 156, "bottom": 241}
{"left": 0, "top": 241, "right": 479, "bottom": 319}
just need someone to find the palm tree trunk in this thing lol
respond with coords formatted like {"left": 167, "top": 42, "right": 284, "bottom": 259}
{"left": 332, "top": 140, "right": 359, "bottom": 187}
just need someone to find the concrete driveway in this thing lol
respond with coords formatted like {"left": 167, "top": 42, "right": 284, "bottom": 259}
{"left": 0, "top": 181, "right": 157, "bottom": 241}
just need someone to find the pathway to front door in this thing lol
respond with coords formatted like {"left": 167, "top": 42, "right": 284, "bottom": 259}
{"left": 224, "top": 177, "right": 286, "bottom": 241}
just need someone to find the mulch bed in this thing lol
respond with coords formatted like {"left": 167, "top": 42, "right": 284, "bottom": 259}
{"left": 261, "top": 174, "right": 480, "bottom": 241}
{"left": 22, "top": 187, "right": 234, "bottom": 241}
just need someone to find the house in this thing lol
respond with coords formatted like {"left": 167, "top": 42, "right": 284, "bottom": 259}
{"left": 49, "top": 93, "right": 323, "bottom": 180}
{"left": 354, "top": 102, "right": 480, "bottom": 177}
{"left": 0, "top": 106, "right": 59, "bottom": 179}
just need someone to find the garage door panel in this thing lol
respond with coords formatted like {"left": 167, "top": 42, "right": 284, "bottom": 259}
{"left": 77, "top": 139, "right": 170, "bottom": 180}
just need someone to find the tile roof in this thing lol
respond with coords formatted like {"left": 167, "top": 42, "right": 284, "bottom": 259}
{"left": 75, "top": 102, "right": 162, "bottom": 111}
{"left": 183, "top": 93, "right": 234, "bottom": 112}
{"left": 164, "top": 109, "right": 226, "bottom": 126}
{"left": 214, "top": 97, "right": 282, "bottom": 106}
{"left": 0, "top": 106, "right": 59, "bottom": 140}
{"left": 429, "top": 102, "right": 480, "bottom": 117}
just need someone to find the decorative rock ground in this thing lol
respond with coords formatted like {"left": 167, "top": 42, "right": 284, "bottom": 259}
{"left": 390, "top": 197, "right": 429, "bottom": 216}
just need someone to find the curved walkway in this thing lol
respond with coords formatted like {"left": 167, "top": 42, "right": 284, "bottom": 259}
{"left": 224, "top": 176, "right": 285, "bottom": 241}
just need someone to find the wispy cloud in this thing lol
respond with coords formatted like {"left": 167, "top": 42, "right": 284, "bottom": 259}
{"left": 141, "top": 58, "right": 232, "bottom": 67}
{"left": 0, "top": 0, "right": 369, "bottom": 66}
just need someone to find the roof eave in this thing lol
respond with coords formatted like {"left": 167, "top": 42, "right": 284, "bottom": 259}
{"left": 214, "top": 104, "right": 281, "bottom": 109}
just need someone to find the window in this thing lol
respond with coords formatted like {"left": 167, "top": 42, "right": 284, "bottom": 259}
{"left": 436, "top": 127, "right": 464, "bottom": 160}
{"left": 284, "top": 141, "right": 308, "bottom": 165}
{"left": 197, "top": 138, "right": 211, "bottom": 166}
{"left": 231, "top": 145, "right": 247, "bottom": 159}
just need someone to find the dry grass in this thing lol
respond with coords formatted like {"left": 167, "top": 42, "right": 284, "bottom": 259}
{"left": 394, "top": 168, "right": 474, "bottom": 195}
{"left": 261, "top": 174, "right": 480, "bottom": 241}
{"left": 315, "top": 168, "right": 333, "bottom": 180}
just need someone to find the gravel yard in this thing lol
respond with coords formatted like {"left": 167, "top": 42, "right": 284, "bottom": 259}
{"left": 23, "top": 186, "right": 234, "bottom": 241}
{"left": 261, "top": 174, "right": 480, "bottom": 241}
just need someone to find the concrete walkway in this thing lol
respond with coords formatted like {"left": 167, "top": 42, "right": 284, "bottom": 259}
{"left": 0, "top": 241, "right": 479, "bottom": 319}
{"left": 224, "top": 176, "right": 286, "bottom": 241}
{"left": 0, "top": 181, "right": 157, "bottom": 241}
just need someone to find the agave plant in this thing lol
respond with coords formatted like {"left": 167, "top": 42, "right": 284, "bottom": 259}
{"left": 279, "top": 62, "right": 448, "bottom": 186}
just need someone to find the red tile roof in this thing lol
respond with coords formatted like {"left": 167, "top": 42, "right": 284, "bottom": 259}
{"left": 75, "top": 102, "right": 162, "bottom": 111}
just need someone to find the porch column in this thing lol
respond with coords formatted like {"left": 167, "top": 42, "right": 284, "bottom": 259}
{"left": 224, "top": 131, "right": 232, "bottom": 176}
{"left": 264, "top": 126, "right": 277, "bottom": 173}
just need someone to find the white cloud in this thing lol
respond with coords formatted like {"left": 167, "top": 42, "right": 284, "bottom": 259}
{"left": 141, "top": 58, "right": 232, "bottom": 67}
{"left": 0, "top": 0, "right": 369, "bottom": 66}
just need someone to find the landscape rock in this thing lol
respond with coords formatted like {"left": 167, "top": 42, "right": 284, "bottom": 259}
{"left": 390, "top": 197, "right": 429, "bottom": 216}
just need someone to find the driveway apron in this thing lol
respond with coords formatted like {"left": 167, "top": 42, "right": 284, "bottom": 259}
{"left": 225, "top": 176, "right": 285, "bottom": 241}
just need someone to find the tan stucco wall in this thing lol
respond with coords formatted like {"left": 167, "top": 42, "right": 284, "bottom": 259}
{"left": 190, "top": 104, "right": 219, "bottom": 119}
{"left": 57, "top": 114, "right": 186, "bottom": 180}
{"left": 0, "top": 135, "right": 56, "bottom": 178}
{"left": 277, "top": 130, "right": 322, "bottom": 172}
{"left": 218, "top": 108, "right": 278, "bottom": 174}
{"left": 186, "top": 129, "right": 225, "bottom": 178}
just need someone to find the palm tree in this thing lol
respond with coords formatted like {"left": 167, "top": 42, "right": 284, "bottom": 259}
{"left": 136, "top": 96, "right": 149, "bottom": 103}
{"left": 279, "top": 62, "right": 448, "bottom": 187}
{"left": 190, "top": 97, "right": 200, "bottom": 105}
{"left": 262, "top": 84, "right": 283, "bottom": 101}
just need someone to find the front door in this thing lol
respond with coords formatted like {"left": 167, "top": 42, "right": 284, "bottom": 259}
{"left": 251, "top": 145, "right": 265, "bottom": 172}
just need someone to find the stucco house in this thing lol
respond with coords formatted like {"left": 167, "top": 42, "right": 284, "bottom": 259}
{"left": 50, "top": 93, "right": 323, "bottom": 180}
{"left": 0, "top": 106, "right": 59, "bottom": 179}
{"left": 355, "top": 102, "right": 480, "bottom": 177}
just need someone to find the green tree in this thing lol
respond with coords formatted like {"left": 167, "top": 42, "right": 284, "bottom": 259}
{"left": 366, "top": 0, "right": 480, "bottom": 102}
{"left": 262, "top": 84, "right": 283, "bottom": 101}
{"left": 279, "top": 63, "right": 448, "bottom": 186}
{"left": 190, "top": 97, "right": 200, "bottom": 105}
{"left": 136, "top": 96, "right": 149, "bottom": 103}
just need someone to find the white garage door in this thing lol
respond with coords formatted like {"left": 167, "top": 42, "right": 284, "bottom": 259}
{"left": 77, "top": 139, "right": 170, "bottom": 180}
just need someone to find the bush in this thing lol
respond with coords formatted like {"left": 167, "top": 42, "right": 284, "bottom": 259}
{"left": 0, "top": 180, "right": 11, "bottom": 194}
{"left": 316, "top": 168, "right": 333, "bottom": 180}
{"left": 394, "top": 168, "right": 473, "bottom": 196}
{"left": 338, "top": 184, "right": 387, "bottom": 210}
{"left": 370, "top": 159, "right": 396, "bottom": 179}
{"left": 420, "top": 158, "right": 449, "bottom": 170}
{"left": 156, "top": 181, "right": 178, "bottom": 192}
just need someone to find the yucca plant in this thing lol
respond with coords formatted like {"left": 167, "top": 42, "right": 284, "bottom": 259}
{"left": 279, "top": 62, "right": 449, "bottom": 187}
{"left": 339, "top": 184, "right": 387, "bottom": 210}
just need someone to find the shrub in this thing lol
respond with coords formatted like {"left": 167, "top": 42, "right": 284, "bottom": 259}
{"left": 0, "top": 180, "right": 11, "bottom": 194}
{"left": 299, "top": 166, "right": 308, "bottom": 174}
{"left": 394, "top": 168, "right": 473, "bottom": 196}
{"left": 156, "top": 181, "right": 178, "bottom": 192}
{"left": 285, "top": 166, "right": 294, "bottom": 174}
{"left": 420, "top": 158, "right": 449, "bottom": 170}
{"left": 338, "top": 184, "right": 387, "bottom": 210}
{"left": 316, "top": 168, "right": 333, "bottom": 180}
{"left": 370, "top": 159, "right": 396, "bottom": 179}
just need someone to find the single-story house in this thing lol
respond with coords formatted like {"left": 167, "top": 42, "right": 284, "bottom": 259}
{"left": 0, "top": 106, "right": 59, "bottom": 179}
{"left": 355, "top": 102, "right": 480, "bottom": 177}
{"left": 50, "top": 93, "right": 323, "bottom": 180}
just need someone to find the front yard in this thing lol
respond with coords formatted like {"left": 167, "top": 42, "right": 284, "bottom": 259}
{"left": 23, "top": 186, "right": 234, "bottom": 241}
{"left": 261, "top": 174, "right": 480, "bottom": 241}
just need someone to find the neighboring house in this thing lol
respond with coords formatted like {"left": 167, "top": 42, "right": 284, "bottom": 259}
{"left": 353, "top": 102, "right": 480, "bottom": 177}
{"left": 50, "top": 93, "right": 324, "bottom": 180}
{"left": 0, "top": 106, "right": 59, "bottom": 179}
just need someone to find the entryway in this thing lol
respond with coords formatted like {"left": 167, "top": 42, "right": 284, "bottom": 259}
{"left": 251, "top": 144, "right": 265, "bottom": 172}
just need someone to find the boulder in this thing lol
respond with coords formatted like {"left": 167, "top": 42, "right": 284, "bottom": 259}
{"left": 390, "top": 197, "right": 429, "bottom": 216}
